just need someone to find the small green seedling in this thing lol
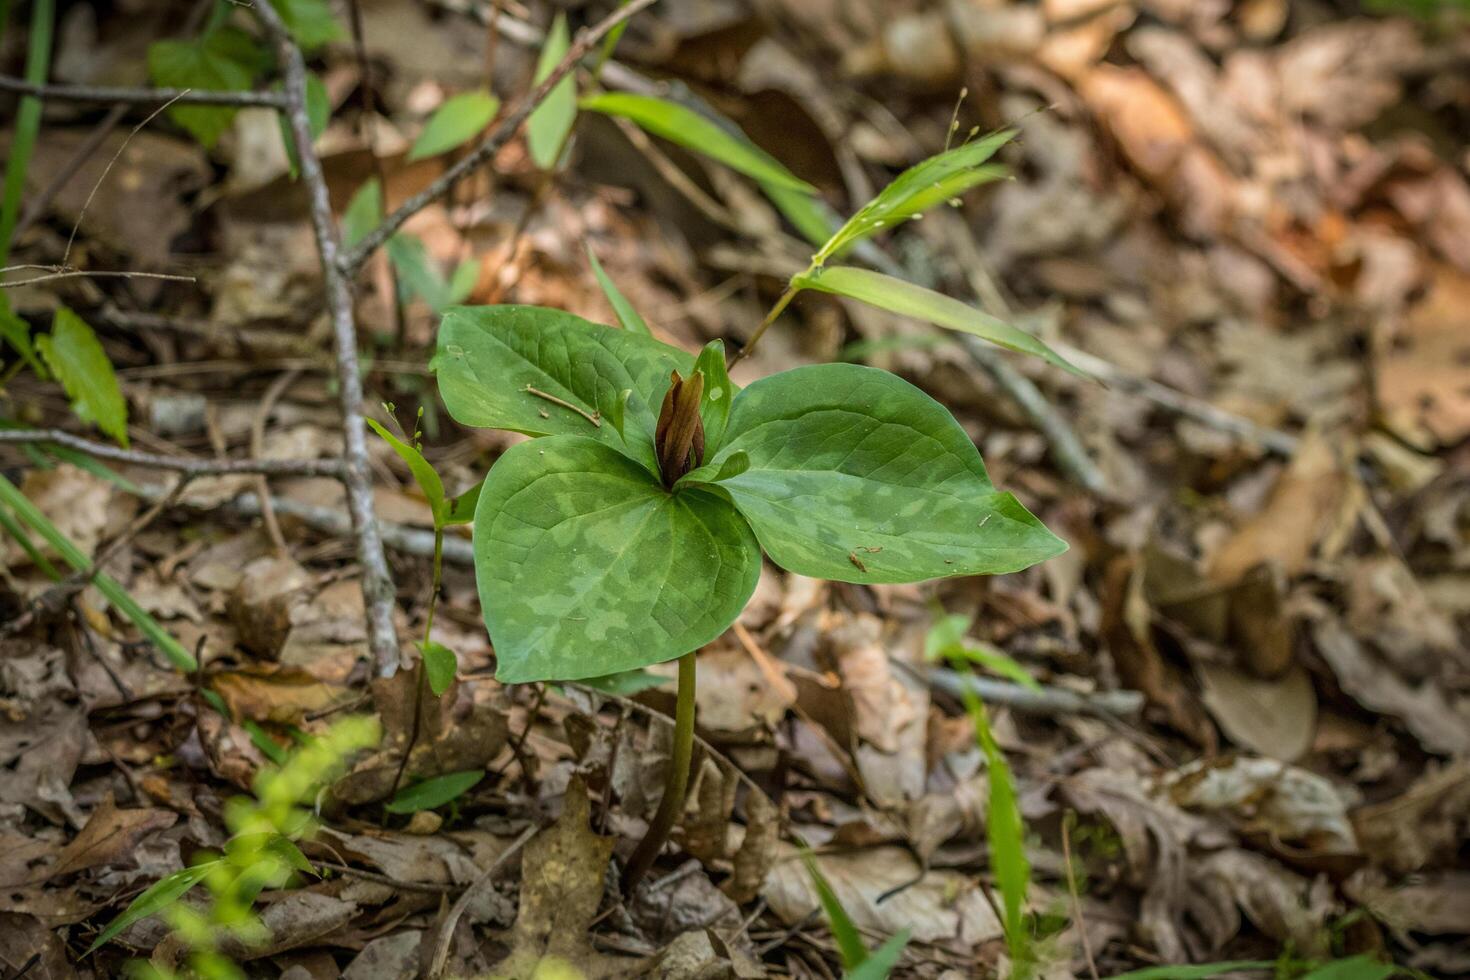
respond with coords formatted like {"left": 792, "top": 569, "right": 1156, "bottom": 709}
{"left": 805, "top": 851, "right": 910, "bottom": 979}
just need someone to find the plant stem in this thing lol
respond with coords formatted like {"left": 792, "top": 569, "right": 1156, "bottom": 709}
{"left": 386, "top": 525, "right": 444, "bottom": 807}
{"left": 728, "top": 284, "right": 797, "bottom": 367}
{"left": 621, "top": 651, "right": 696, "bottom": 893}
{"left": 0, "top": 0, "right": 54, "bottom": 265}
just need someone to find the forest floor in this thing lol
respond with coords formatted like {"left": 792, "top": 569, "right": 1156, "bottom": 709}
{"left": 1, "top": 0, "right": 1469, "bottom": 977}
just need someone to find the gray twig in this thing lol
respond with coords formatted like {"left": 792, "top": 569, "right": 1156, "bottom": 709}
{"left": 337, "top": 0, "right": 661, "bottom": 273}
{"left": 0, "top": 74, "right": 288, "bottom": 107}
{"left": 0, "top": 267, "right": 196, "bottom": 288}
{"left": 926, "top": 668, "right": 1144, "bottom": 717}
{"left": 252, "top": 0, "right": 403, "bottom": 677}
{"left": 0, "top": 429, "right": 347, "bottom": 477}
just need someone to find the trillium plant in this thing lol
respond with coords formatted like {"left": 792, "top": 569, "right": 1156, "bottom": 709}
{"left": 430, "top": 121, "right": 1077, "bottom": 889}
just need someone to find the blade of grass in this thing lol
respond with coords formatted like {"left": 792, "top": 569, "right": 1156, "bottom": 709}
{"left": 0, "top": 473, "right": 196, "bottom": 670}
{"left": 0, "top": 499, "right": 61, "bottom": 579}
{"left": 0, "top": 0, "right": 55, "bottom": 264}
{"left": 803, "top": 850, "right": 869, "bottom": 970}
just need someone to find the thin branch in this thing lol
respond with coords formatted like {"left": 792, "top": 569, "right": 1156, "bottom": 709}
{"left": 337, "top": 0, "right": 661, "bottom": 274}
{"left": 0, "top": 268, "right": 196, "bottom": 288}
{"left": 251, "top": 0, "right": 402, "bottom": 677}
{"left": 0, "top": 428, "right": 347, "bottom": 477}
{"left": 427, "top": 824, "right": 540, "bottom": 977}
{"left": 924, "top": 667, "right": 1145, "bottom": 718}
{"left": 0, "top": 74, "right": 288, "bottom": 107}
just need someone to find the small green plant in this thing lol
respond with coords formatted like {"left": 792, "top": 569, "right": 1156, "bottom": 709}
{"left": 805, "top": 851, "right": 910, "bottom": 979}
{"left": 88, "top": 716, "right": 380, "bottom": 977}
{"left": 434, "top": 125, "right": 1073, "bottom": 889}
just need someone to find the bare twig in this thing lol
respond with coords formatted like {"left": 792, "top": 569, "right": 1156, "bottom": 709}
{"left": 0, "top": 74, "right": 287, "bottom": 107}
{"left": 252, "top": 0, "right": 403, "bottom": 676}
{"left": 523, "top": 385, "right": 601, "bottom": 427}
{"left": 923, "top": 667, "right": 1145, "bottom": 718}
{"left": 337, "top": 0, "right": 661, "bottom": 273}
{"left": 63, "top": 92, "right": 187, "bottom": 266}
{"left": 0, "top": 268, "right": 196, "bottom": 288}
{"left": 0, "top": 429, "right": 346, "bottom": 477}
{"left": 249, "top": 368, "right": 304, "bottom": 554}
{"left": 427, "top": 823, "right": 539, "bottom": 977}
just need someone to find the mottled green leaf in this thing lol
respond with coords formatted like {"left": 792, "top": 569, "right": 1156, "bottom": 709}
{"left": 815, "top": 130, "right": 1013, "bottom": 263}
{"left": 474, "top": 436, "right": 760, "bottom": 683}
{"left": 147, "top": 28, "right": 265, "bottom": 148}
{"left": 578, "top": 668, "right": 667, "bottom": 695}
{"left": 386, "top": 769, "right": 483, "bottom": 812}
{"left": 341, "top": 178, "right": 382, "bottom": 250}
{"left": 435, "top": 304, "right": 693, "bottom": 474}
{"left": 586, "top": 244, "right": 651, "bottom": 335}
{"left": 580, "top": 92, "right": 814, "bottom": 194}
{"left": 36, "top": 307, "right": 128, "bottom": 447}
{"left": 792, "top": 266, "right": 1080, "bottom": 376}
{"left": 527, "top": 13, "right": 576, "bottom": 169}
{"left": 85, "top": 861, "right": 218, "bottom": 953}
{"left": 708, "top": 363, "right": 1065, "bottom": 583}
{"left": 366, "top": 418, "right": 447, "bottom": 526}
{"left": 409, "top": 89, "right": 500, "bottom": 161}
{"left": 420, "top": 640, "right": 457, "bottom": 696}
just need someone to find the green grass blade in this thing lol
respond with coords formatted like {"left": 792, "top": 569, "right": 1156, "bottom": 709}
{"left": 587, "top": 244, "right": 652, "bottom": 335}
{"left": 385, "top": 769, "right": 483, "bottom": 813}
{"left": 0, "top": 499, "right": 61, "bottom": 579}
{"left": 1109, "top": 963, "right": 1274, "bottom": 980}
{"left": 580, "top": 91, "right": 815, "bottom": 194}
{"left": 847, "top": 930, "right": 909, "bottom": 980}
{"left": 85, "top": 861, "right": 218, "bottom": 954}
{"left": 0, "top": 473, "right": 196, "bottom": 670}
{"left": 803, "top": 851, "right": 869, "bottom": 970}
{"left": 527, "top": 13, "right": 577, "bottom": 170}
{"left": 366, "top": 418, "right": 447, "bottom": 525}
{"left": 0, "top": 0, "right": 54, "bottom": 265}
{"left": 792, "top": 266, "right": 1082, "bottom": 377}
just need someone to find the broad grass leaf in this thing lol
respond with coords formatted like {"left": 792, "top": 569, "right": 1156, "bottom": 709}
{"left": 847, "top": 931, "right": 909, "bottom": 980}
{"left": 709, "top": 364, "right": 1065, "bottom": 583}
{"left": 815, "top": 131, "right": 1013, "bottom": 263}
{"left": 473, "top": 436, "right": 760, "bottom": 683}
{"left": 36, "top": 308, "right": 128, "bottom": 446}
{"left": 527, "top": 14, "right": 576, "bottom": 169}
{"left": 792, "top": 266, "right": 1081, "bottom": 376}
{"left": 586, "top": 244, "right": 651, "bottom": 335}
{"left": 85, "top": 861, "right": 218, "bottom": 953}
{"left": 580, "top": 92, "right": 815, "bottom": 193}
{"left": 409, "top": 89, "right": 499, "bottom": 161}
{"left": 1109, "top": 963, "right": 1274, "bottom": 980}
{"left": 366, "top": 418, "right": 447, "bottom": 525}
{"left": 147, "top": 28, "right": 265, "bottom": 148}
{"left": 435, "top": 304, "right": 693, "bottom": 473}
{"left": 386, "top": 769, "right": 484, "bottom": 813}
{"left": 420, "top": 640, "right": 458, "bottom": 696}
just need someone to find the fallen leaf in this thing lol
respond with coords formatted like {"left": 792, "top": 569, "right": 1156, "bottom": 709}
{"left": 1166, "top": 756, "right": 1359, "bottom": 859}
{"left": 1375, "top": 265, "right": 1470, "bottom": 447}
{"left": 1352, "top": 760, "right": 1470, "bottom": 873}
{"left": 48, "top": 797, "right": 176, "bottom": 881}
{"left": 1196, "top": 662, "right": 1316, "bottom": 762}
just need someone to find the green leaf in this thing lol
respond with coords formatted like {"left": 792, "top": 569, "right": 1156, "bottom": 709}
{"left": 925, "top": 612, "right": 1039, "bottom": 690}
{"left": 1300, "top": 957, "right": 1399, "bottom": 980}
{"left": 366, "top": 418, "right": 447, "bottom": 525}
{"left": 387, "top": 233, "right": 465, "bottom": 314}
{"left": 269, "top": 0, "right": 342, "bottom": 49}
{"left": 707, "top": 363, "right": 1065, "bottom": 584}
{"left": 385, "top": 769, "right": 484, "bottom": 812}
{"left": 434, "top": 304, "right": 693, "bottom": 474}
{"left": 0, "top": 294, "right": 46, "bottom": 377}
{"left": 243, "top": 720, "right": 289, "bottom": 765}
{"left": 409, "top": 89, "right": 500, "bottom": 161}
{"left": 792, "top": 266, "right": 1080, "bottom": 376}
{"left": 278, "top": 71, "right": 330, "bottom": 177}
{"left": 580, "top": 92, "right": 815, "bottom": 194}
{"left": 474, "top": 436, "right": 760, "bottom": 683}
{"left": 448, "top": 258, "right": 479, "bottom": 305}
{"left": 955, "top": 675, "right": 1030, "bottom": 969}
{"left": 679, "top": 450, "right": 749, "bottom": 488}
{"left": 420, "top": 640, "right": 457, "bottom": 696}
{"left": 765, "top": 180, "right": 838, "bottom": 249}
{"left": 147, "top": 28, "right": 265, "bottom": 148}
{"left": 587, "top": 244, "right": 651, "bottom": 335}
{"left": 445, "top": 477, "right": 482, "bottom": 526}
{"left": 35, "top": 307, "right": 128, "bottom": 447}
{"left": 805, "top": 852, "right": 868, "bottom": 970}
{"left": 1108, "top": 963, "right": 1274, "bottom": 980}
{"left": 341, "top": 178, "right": 383, "bottom": 250}
{"left": 578, "top": 668, "right": 668, "bottom": 696}
{"left": 85, "top": 861, "right": 218, "bottom": 953}
{"left": 847, "top": 931, "right": 909, "bottom": 980}
{"left": 0, "top": 501, "right": 61, "bottom": 579}
{"left": 0, "top": 474, "right": 196, "bottom": 671}
{"left": 527, "top": 13, "right": 577, "bottom": 170}
{"left": 693, "top": 340, "right": 734, "bottom": 451}
{"left": 815, "top": 131, "right": 1013, "bottom": 264}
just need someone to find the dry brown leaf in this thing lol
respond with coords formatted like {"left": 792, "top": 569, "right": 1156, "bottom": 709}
{"left": 1192, "top": 849, "right": 1333, "bottom": 957}
{"left": 47, "top": 797, "right": 176, "bottom": 881}
{"left": 1352, "top": 760, "right": 1470, "bottom": 873}
{"left": 1376, "top": 265, "right": 1470, "bottom": 447}
{"left": 1166, "top": 756, "right": 1359, "bottom": 859}
{"left": 1196, "top": 662, "right": 1316, "bottom": 762}
{"left": 1345, "top": 871, "right": 1470, "bottom": 937}
{"left": 210, "top": 665, "right": 352, "bottom": 725}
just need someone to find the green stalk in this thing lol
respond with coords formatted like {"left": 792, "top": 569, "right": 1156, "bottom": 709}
{"left": 729, "top": 284, "right": 798, "bottom": 367}
{"left": 0, "top": 0, "right": 55, "bottom": 265}
{"left": 386, "top": 525, "right": 444, "bottom": 807}
{"left": 622, "top": 651, "right": 696, "bottom": 892}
